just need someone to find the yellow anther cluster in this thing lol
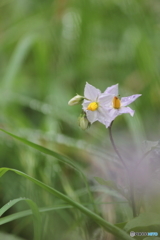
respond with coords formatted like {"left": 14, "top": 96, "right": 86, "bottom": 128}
{"left": 87, "top": 102, "right": 98, "bottom": 111}
{"left": 112, "top": 96, "right": 121, "bottom": 109}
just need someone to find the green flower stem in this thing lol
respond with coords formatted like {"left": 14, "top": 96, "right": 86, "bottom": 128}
{"left": 108, "top": 121, "right": 136, "bottom": 218}
{"left": 108, "top": 121, "right": 128, "bottom": 171}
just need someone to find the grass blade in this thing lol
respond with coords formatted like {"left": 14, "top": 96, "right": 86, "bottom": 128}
{"left": 0, "top": 205, "right": 72, "bottom": 225}
{"left": 0, "top": 198, "right": 41, "bottom": 240}
{"left": 124, "top": 212, "right": 160, "bottom": 232}
{"left": 0, "top": 128, "right": 95, "bottom": 212}
{"left": 0, "top": 167, "right": 134, "bottom": 240}
{"left": 2, "top": 35, "right": 36, "bottom": 90}
{"left": 0, "top": 128, "right": 80, "bottom": 171}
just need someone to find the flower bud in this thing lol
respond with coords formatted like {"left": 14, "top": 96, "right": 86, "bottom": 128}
{"left": 68, "top": 95, "right": 84, "bottom": 106}
{"left": 78, "top": 113, "right": 90, "bottom": 130}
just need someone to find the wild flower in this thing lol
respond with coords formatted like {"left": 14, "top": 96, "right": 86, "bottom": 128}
{"left": 103, "top": 84, "right": 142, "bottom": 127}
{"left": 82, "top": 82, "right": 112, "bottom": 126}
{"left": 68, "top": 82, "right": 141, "bottom": 128}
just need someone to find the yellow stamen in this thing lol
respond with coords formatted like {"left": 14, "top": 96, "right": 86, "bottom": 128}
{"left": 87, "top": 102, "right": 98, "bottom": 111}
{"left": 112, "top": 96, "right": 121, "bottom": 109}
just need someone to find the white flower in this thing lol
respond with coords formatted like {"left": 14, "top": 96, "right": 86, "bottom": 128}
{"left": 82, "top": 83, "right": 112, "bottom": 126}
{"left": 104, "top": 84, "right": 142, "bottom": 127}
{"left": 68, "top": 94, "right": 84, "bottom": 106}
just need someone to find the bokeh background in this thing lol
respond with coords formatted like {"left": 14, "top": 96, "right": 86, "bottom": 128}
{"left": 0, "top": 0, "right": 160, "bottom": 239}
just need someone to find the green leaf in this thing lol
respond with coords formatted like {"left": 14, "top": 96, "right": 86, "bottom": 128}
{"left": 0, "top": 167, "right": 134, "bottom": 240}
{"left": 0, "top": 198, "right": 25, "bottom": 217}
{"left": 2, "top": 35, "right": 36, "bottom": 90}
{"left": 0, "top": 128, "right": 80, "bottom": 171}
{"left": 94, "top": 177, "right": 128, "bottom": 200}
{"left": 0, "top": 232, "right": 25, "bottom": 240}
{"left": 0, "top": 198, "right": 41, "bottom": 240}
{"left": 115, "top": 221, "right": 127, "bottom": 229}
{"left": 0, "top": 128, "right": 95, "bottom": 207}
{"left": 0, "top": 205, "right": 72, "bottom": 225}
{"left": 0, "top": 203, "right": 128, "bottom": 226}
{"left": 124, "top": 213, "right": 160, "bottom": 232}
{"left": 25, "top": 199, "right": 41, "bottom": 240}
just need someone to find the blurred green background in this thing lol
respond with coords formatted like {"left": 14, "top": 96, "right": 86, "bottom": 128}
{"left": 0, "top": 0, "right": 160, "bottom": 239}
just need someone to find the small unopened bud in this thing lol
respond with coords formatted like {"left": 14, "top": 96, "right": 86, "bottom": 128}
{"left": 68, "top": 95, "right": 84, "bottom": 106}
{"left": 78, "top": 113, "right": 90, "bottom": 130}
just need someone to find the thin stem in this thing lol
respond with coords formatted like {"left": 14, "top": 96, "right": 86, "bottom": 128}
{"left": 108, "top": 121, "right": 128, "bottom": 171}
{"left": 108, "top": 121, "right": 137, "bottom": 217}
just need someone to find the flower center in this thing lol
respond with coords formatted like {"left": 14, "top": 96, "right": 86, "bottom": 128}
{"left": 112, "top": 96, "right": 121, "bottom": 109}
{"left": 87, "top": 102, "right": 98, "bottom": 111}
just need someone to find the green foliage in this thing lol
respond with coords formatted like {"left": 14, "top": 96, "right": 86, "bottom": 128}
{"left": 0, "top": 198, "right": 41, "bottom": 240}
{"left": 0, "top": 167, "right": 133, "bottom": 240}
{"left": 94, "top": 177, "right": 128, "bottom": 200}
{"left": 0, "top": 232, "right": 25, "bottom": 240}
{"left": 124, "top": 213, "right": 160, "bottom": 232}
{"left": 0, "top": 0, "right": 160, "bottom": 239}
{"left": 0, "top": 205, "right": 72, "bottom": 225}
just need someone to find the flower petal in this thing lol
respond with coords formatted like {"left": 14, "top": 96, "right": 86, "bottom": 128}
{"left": 98, "top": 94, "right": 113, "bottom": 108}
{"left": 105, "top": 121, "right": 113, "bottom": 128}
{"left": 108, "top": 108, "right": 119, "bottom": 121}
{"left": 107, "top": 106, "right": 134, "bottom": 122}
{"left": 119, "top": 107, "right": 135, "bottom": 116}
{"left": 104, "top": 84, "right": 119, "bottom": 96}
{"left": 97, "top": 106, "right": 111, "bottom": 125}
{"left": 82, "top": 99, "right": 91, "bottom": 111}
{"left": 84, "top": 82, "right": 101, "bottom": 101}
{"left": 121, "top": 94, "right": 141, "bottom": 107}
{"left": 86, "top": 110, "right": 98, "bottom": 124}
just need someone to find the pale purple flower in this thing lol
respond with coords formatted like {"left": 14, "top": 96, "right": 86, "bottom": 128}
{"left": 82, "top": 83, "right": 112, "bottom": 126}
{"left": 104, "top": 84, "right": 142, "bottom": 127}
